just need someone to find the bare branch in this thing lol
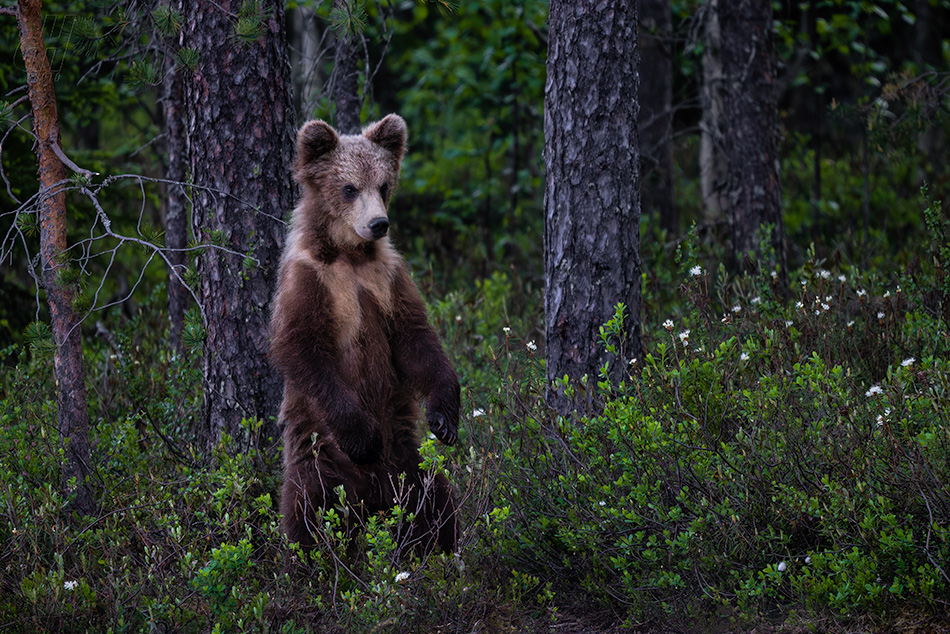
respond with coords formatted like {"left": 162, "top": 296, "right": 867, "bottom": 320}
{"left": 50, "top": 130, "right": 100, "bottom": 178}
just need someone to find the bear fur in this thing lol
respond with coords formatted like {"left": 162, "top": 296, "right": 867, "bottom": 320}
{"left": 269, "top": 114, "right": 460, "bottom": 556}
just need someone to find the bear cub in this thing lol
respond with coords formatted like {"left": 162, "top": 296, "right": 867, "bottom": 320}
{"left": 269, "top": 114, "right": 460, "bottom": 556}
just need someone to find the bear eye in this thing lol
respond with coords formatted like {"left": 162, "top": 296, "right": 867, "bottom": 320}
{"left": 379, "top": 183, "right": 389, "bottom": 200}
{"left": 342, "top": 184, "right": 359, "bottom": 201}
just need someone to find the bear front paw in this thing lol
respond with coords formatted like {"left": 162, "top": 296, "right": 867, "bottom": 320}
{"left": 427, "top": 410, "right": 458, "bottom": 446}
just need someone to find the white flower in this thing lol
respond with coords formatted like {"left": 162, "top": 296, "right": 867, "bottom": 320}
{"left": 819, "top": 270, "right": 831, "bottom": 279}
{"left": 796, "top": 301, "right": 804, "bottom": 309}
{"left": 690, "top": 265, "right": 703, "bottom": 276}
{"left": 777, "top": 561, "right": 787, "bottom": 572}
{"left": 598, "top": 500, "right": 606, "bottom": 507}
{"left": 824, "top": 295, "right": 832, "bottom": 302}
{"left": 847, "top": 320, "right": 855, "bottom": 328}
{"left": 472, "top": 408, "right": 486, "bottom": 418}
{"left": 838, "top": 275, "right": 847, "bottom": 283}
{"left": 815, "top": 310, "right": 821, "bottom": 316}
{"left": 395, "top": 572, "right": 410, "bottom": 583}
{"left": 820, "top": 303, "right": 829, "bottom": 312}
{"left": 740, "top": 352, "right": 750, "bottom": 362}
{"left": 732, "top": 304, "right": 742, "bottom": 313}
{"left": 663, "top": 319, "right": 674, "bottom": 330}
{"left": 751, "top": 296, "right": 761, "bottom": 305}
{"left": 678, "top": 329, "right": 690, "bottom": 343}
{"left": 784, "top": 320, "right": 793, "bottom": 327}
{"left": 866, "top": 385, "right": 883, "bottom": 397}
{"left": 771, "top": 271, "right": 778, "bottom": 279}
{"left": 857, "top": 289, "right": 867, "bottom": 297}
{"left": 64, "top": 580, "right": 78, "bottom": 591}
{"left": 877, "top": 311, "right": 885, "bottom": 320}
{"left": 883, "top": 290, "right": 891, "bottom": 298}
{"left": 901, "top": 357, "right": 915, "bottom": 367}
{"left": 876, "top": 414, "right": 885, "bottom": 427}
{"left": 526, "top": 340, "right": 537, "bottom": 352}
{"left": 503, "top": 326, "right": 510, "bottom": 334}
{"left": 805, "top": 556, "right": 812, "bottom": 564}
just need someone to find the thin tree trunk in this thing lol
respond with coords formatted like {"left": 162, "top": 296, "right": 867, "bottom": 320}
{"left": 17, "top": 0, "right": 92, "bottom": 513}
{"left": 544, "top": 0, "right": 642, "bottom": 415}
{"left": 638, "top": 0, "right": 675, "bottom": 234}
{"left": 163, "top": 55, "right": 188, "bottom": 356}
{"left": 700, "top": 0, "right": 725, "bottom": 223}
{"left": 180, "top": 0, "right": 295, "bottom": 449}
{"left": 290, "top": 4, "right": 325, "bottom": 118}
{"left": 719, "top": 0, "right": 788, "bottom": 292}
{"left": 331, "top": 0, "right": 361, "bottom": 133}
{"left": 808, "top": 3, "right": 822, "bottom": 238}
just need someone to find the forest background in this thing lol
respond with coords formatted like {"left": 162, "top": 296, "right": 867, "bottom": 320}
{"left": 2, "top": 0, "right": 950, "bottom": 632}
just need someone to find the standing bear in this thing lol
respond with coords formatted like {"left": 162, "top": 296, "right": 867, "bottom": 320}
{"left": 269, "top": 114, "right": 460, "bottom": 555}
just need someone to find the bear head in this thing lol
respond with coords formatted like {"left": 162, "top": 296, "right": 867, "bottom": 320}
{"left": 292, "top": 114, "right": 408, "bottom": 253}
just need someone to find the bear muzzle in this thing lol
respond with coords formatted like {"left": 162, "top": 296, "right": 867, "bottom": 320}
{"left": 368, "top": 216, "right": 390, "bottom": 240}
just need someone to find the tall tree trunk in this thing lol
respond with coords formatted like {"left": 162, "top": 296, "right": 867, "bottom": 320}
{"left": 719, "top": 0, "right": 788, "bottom": 291}
{"left": 17, "top": 0, "right": 92, "bottom": 513}
{"left": 331, "top": 0, "right": 361, "bottom": 133}
{"left": 699, "top": 0, "right": 725, "bottom": 223}
{"left": 638, "top": 0, "right": 675, "bottom": 235}
{"left": 163, "top": 55, "right": 188, "bottom": 356}
{"left": 544, "top": 0, "right": 643, "bottom": 415}
{"left": 180, "top": 0, "right": 295, "bottom": 449}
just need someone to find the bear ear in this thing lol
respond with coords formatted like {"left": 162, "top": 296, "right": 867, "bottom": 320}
{"left": 297, "top": 120, "right": 339, "bottom": 164}
{"left": 363, "top": 114, "right": 408, "bottom": 160}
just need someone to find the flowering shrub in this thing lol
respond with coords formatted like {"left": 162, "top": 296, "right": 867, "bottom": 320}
{"left": 2, "top": 211, "right": 950, "bottom": 631}
{"left": 490, "top": 250, "right": 950, "bottom": 625}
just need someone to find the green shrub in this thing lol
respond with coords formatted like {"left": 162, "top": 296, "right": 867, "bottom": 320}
{"left": 490, "top": 243, "right": 950, "bottom": 626}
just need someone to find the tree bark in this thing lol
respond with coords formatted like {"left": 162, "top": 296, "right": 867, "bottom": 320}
{"left": 544, "top": 0, "right": 642, "bottom": 415}
{"left": 17, "top": 0, "right": 92, "bottom": 513}
{"left": 331, "top": 0, "right": 361, "bottom": 133}
{"left": 180, "top": 0, "right": 295, "bottom": 449}
{"left": 638, "top": 0, "right": 675, "bottom": 235}
{"left": 719, "top": 0, "right": 788, "bottom": 291}
{"left": 699, "top": 0, "right": 726, "bottom": 223}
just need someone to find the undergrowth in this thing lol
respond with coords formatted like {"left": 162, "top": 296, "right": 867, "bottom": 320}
{"left": 2, "top": 196, "right": 950, "bottom": 632}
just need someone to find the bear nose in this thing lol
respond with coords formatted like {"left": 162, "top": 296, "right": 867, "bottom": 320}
{"left": 369, "top": 217, "right": 389, "bottom": 240}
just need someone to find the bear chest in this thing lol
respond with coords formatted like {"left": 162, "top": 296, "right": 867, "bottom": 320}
{"left": 321, "top": 260, "right": 394, "bottom": 350}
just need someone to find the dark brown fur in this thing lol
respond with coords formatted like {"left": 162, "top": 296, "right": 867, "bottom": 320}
{"left": 269, "top": 115, "right": 460, "bottom": 555}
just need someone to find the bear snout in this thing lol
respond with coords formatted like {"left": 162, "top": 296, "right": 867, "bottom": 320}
{"left": 368, "top": 216, "right": 390, "bottom": 240}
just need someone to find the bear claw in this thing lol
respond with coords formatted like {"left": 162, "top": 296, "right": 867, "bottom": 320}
{"left": 428, "top": 412, "right": 458, "bottom": 446}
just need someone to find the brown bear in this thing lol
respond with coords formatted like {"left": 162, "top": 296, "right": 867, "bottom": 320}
{"left": 269, "top": 114, "right": 460, "bottom": 557}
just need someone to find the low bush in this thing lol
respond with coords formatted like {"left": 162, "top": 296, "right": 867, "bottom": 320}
{"left": 2, "top": 199, "right": 950, "bottom": 632}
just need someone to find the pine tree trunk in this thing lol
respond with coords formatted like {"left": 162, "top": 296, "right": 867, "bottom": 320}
{"left": 544, "top": 0, "right": 643, "bottom": 415}
{"left": 719, "top": 0, "right": 788, "bottom": 290}
{"left": 180, "top": 0, "right": 296, "bottom": 449}
{"left": 638, "top": 0, "right": 675, "bottom": 234}
{"left": 17, "top": 0, "right": 92, "bottom": 513}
